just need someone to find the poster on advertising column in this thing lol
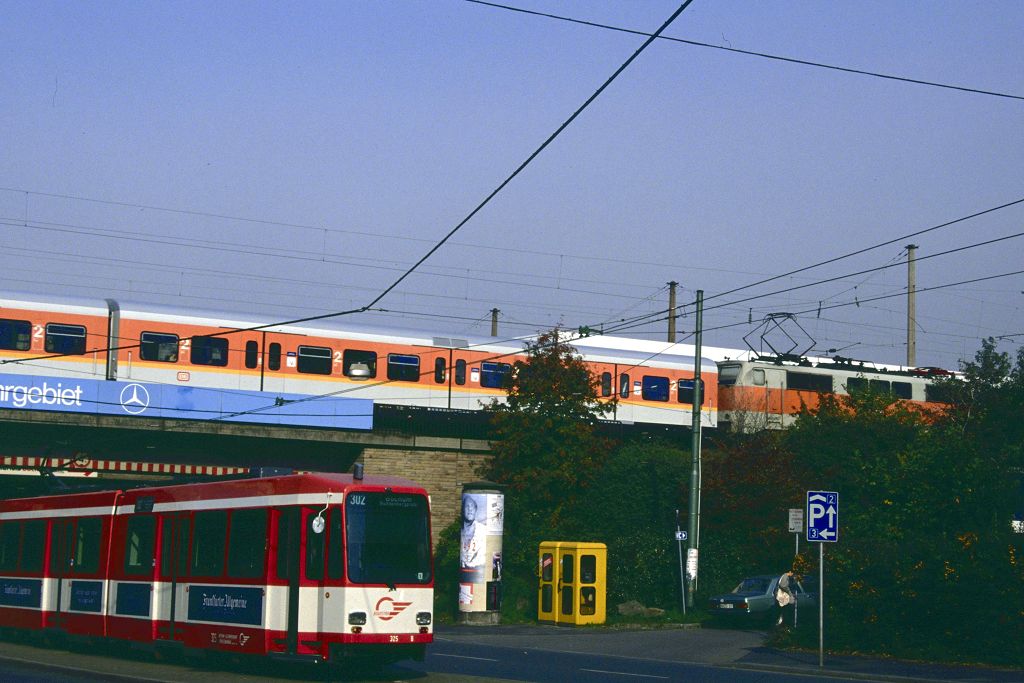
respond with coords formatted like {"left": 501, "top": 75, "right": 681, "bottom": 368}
{"left": 459, "top": 487, "right": 504, "bottom": 614}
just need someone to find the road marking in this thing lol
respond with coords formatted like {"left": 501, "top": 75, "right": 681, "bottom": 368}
{"left": 433, "top": 653, "right": 500, "bottom": 662}
{"left": 580, "top": 669, "right": 669, "bottom": 679}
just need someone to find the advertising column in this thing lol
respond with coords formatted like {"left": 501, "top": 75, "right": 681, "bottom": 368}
{"left": 458, "top": 482, "right": 504, "bottom": 624}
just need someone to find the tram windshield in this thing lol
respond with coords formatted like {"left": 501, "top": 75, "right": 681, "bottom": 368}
{"left": 345, "top": 491, "right": 432, "bottom": 585}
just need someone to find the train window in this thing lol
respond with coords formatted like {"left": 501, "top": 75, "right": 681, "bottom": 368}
{"left": 124, "top": 515, "right": 155, "bottom": 576}
{"left": 387, "top": 353, "right": 421, "bottom": 382}
{"left": 870, "top": 379, "right": 892, "bottom": 394}
{"left": 298, "top": 345, "right": 332, "bottom": 375}
{"left": 0, "top": 319, "right": 31, "bottom": 351}
{"left": 434, "top": 357, "right": 446, "bottom": 384}
{"left": 328, "top": 507, "right": 344, "bottom": 580}
{"left": 0, "top": 522, "right": 19, "bottom": 572}
{"left": 926, "top": 382, "right": 955, "bottom": 403}
{"left": 192, "top": 510, "right": 227, "bottom": 577}
{"left": 343, "top": 349, "right": 377, "bottom": 379}
{"left": 678, "top": 378, "right": 705, "bottom": 405}
{"left": 752, "top": 369, "right": 766, "bottom": 386}
{"left": 44, "top": 323, "right": 87, "bottom": 355}
{"left": 245, "top": 341, "right": 258, "bottom": 369}
{"left": 268, "top": 342, "right": 282, "bottom": 371}
{"left": 718, "top": 364, "right": 741, "bottom": 386}
{"left": 787, "top": 371, "right": 833, "bottom": 393}
{"left": 140, "top": 332, "right": 179, "bottom": 362}
{"left": 601, "top": 372, "right": 612, "bottom": 397}
{"left": 228, "top": 508, "right": 267, "bottom": 578}
{"left": 306, "top": 512, "right": 325, "bottom": 581}
{"left": 481, "top": 362, "right": 511, "bottom": 389}
{"left": 893, "top": 381, "right": 912, "bottom": 399}
{"left": 455, "top": 359, "right": 467, "bottom": 385}
{"left": 619, "top": 373, "right": 630, "bottom": 398}
{"left": 74, "top": 518, "right": 102, "bottom": 574}
{"left": 21, "top": 520, "right": 44, "bottom": 572}
{"left": 191, "top": 335, "right": 229, "bottom": 367}
{"left": 845, "top": 377, "right": 867, "bottom": 394}
{"left": 641, "top": 375, "right": 670, "bottom": 402}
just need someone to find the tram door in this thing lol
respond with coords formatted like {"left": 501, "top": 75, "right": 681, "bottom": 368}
{"left": 159, "top": 512, "right": 190, "bottom": 644}
{"left": 275, "top": 508, "right": 302, "bottom": 655}
{"left": 47, "top": 519, "right": 74, "bottom": 629}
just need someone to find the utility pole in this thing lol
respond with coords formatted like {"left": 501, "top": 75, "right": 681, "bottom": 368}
{"left": 686, "top": 289, "right": 703, "bottom": 608}
{"left": 490, "top": 308, "right": 499, "bottom": 337}
{"left": 906, "top": 245, "right": 917, "bottom": 367}
{"left": 667, "top": 281, "right": 678, "bottom": 343}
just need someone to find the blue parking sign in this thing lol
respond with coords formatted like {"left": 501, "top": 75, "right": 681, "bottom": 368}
{"left": 806, "top": 490, "right": 839, "bottom": 542}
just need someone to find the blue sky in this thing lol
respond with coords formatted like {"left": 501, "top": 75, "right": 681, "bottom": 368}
{"left": 2, "top": 0, "right": 1022, "bottom": 369}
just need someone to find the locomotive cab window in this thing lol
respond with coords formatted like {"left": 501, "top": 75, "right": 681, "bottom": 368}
{"left": 45, "top": 323, "right": 87, "bottom": 355}
{"left": 641, "top": 375, "right": 670, "bottom": 402}
{"left": 343, "top": 349, "right": 377, "bottom": 379}
{"left": 718, "top": 364, "right": 741, "bottom": 386}
{"left": 140, "top": 332, "right": 179, "bottom": 362}
{"left": 387, "top": 353, "right": 421, "bottom": 382}
{"left": 191, "top": 335, "right": 229, "bottom": 366}
{"left": 298, "top": 345, "right": 332, "bottom": 375}
{"left": 0, "top": 319, "right": 31, "bottom": 351}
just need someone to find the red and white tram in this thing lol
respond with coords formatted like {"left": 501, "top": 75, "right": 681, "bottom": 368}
{"left": 0, "top": 470, "right": 433, "bottom": 665}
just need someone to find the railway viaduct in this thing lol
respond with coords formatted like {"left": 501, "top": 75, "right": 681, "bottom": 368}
{"left": 0, "top": 406, "right": 493, "bottom": 544}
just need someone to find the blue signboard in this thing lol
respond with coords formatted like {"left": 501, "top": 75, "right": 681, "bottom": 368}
{"left": 806, "top": 490, "right": 839, "bottom": 542}
{"left": 0, "top": 578, "right": 42, "bottom": 608}
{"left": 0, "top": 373, "right": 372, "bottom": 431}
{"left": 187, "top": 585, "right": 264, "bottom": 626}
{"left": 70, "top": 580, "right": 104, "bottom": 612}
{"left": 116, "top": 582, "right": 152, "bottom": 617}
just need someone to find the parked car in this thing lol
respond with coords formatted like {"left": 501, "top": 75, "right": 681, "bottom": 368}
{"left": 707, "top": 574, "right": 816, "bottom": 626}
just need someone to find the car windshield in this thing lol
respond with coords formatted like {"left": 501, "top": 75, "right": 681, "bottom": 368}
{"left": 733, "top": 577, "right": 770, "bottom": 593}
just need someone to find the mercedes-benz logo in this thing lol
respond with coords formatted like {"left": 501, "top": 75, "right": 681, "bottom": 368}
{"left": 119, "top": 383, "right": 151, "bottom": 415}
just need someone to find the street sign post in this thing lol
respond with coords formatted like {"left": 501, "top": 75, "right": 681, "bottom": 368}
{"left": 806, "top": 490, "right": 839, "bottom": 668}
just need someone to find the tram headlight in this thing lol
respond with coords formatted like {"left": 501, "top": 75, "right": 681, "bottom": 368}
{"left": 348, "top": 611, "right": 367, "bottom": 626}
{"left": 416, "top": 612, "right": 432, "bottom": 626}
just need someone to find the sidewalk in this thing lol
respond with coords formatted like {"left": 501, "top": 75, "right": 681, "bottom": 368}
{"left": 435, "top": 623, "right": 1024, "bottom": 682}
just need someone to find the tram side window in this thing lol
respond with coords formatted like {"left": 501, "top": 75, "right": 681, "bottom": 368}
{"left": 140, "top": 332, "right": 179, "bottom": 362}
{"left": 387, "top": 353, "right": 421, "bottom": 382}
{"left": 124, "top": 515, "right": 155, "bottom": 576}
{"left": 480, "top": 362, "right": 511, "bottom": 389}
{"left": 192, "top": 335, "right": 229, "bottom": 367}
{"left": 244, "top": 340, "right": 258, "bottom": 369}
{"left": 74, "top": 518, "right": 103, "bottom": 574}
{"left": 787, "top": 371, "right": 833, "bottom": 393}
{"left": 275, "top": 508, "right": 298, "bottom": 580}
{"left": 455, "top": 359, "right": 467, "bottom": 385}
{"left": 192, "top": 510, "right": 227, "bottom": 577}
{"left": 268, "top": 342, "right": 282, "bottom": 371}
{"left": 21, "top": 520, "right": 44, "bottom": 572}
{"left": 228, "top": 508, "right": 267, "bottom": 578}
{"left": 434, "top": 357, "right": 446, "bottom": 384}
{"left": 45, "top": 323, "right": 87, "bottom": 355}
{"left": 306, "top": 513, "right": 325, "bottom": 581}
{"left": 298, "top": 345, "right": 332, "bottom": 375}
{"left": 642, "top": 375, "right": 670, "bottom": 401}
{"left": 619, "top": 373, "right": 630, "bottom": 398}
{"left": 343, "top": 349, "right": 377, "bottom": 379}
{"left": 0, "top": 319, "right": 31, "bottom": 351}
{"left": 678, "top": 378, "right": 705, "bottom": 405}
{"left": 328, "top": 507, "right": 343, "bottom": 580}
{"left": 0, "top": 521, "right": 20, "bottom": 572}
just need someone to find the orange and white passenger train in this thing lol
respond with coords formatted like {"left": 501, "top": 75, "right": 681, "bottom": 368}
{"left": 0, "top": 291, "right": 718, "bottom": 429}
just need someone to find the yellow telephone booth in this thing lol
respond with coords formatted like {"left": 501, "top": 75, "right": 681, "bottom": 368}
{"left": 537, "top": 541, "right": 606, "bottom": 625}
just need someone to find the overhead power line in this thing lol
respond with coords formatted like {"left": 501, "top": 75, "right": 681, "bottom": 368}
{"left": 467, "top": 0, "right": 1024, "bottom": 101}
